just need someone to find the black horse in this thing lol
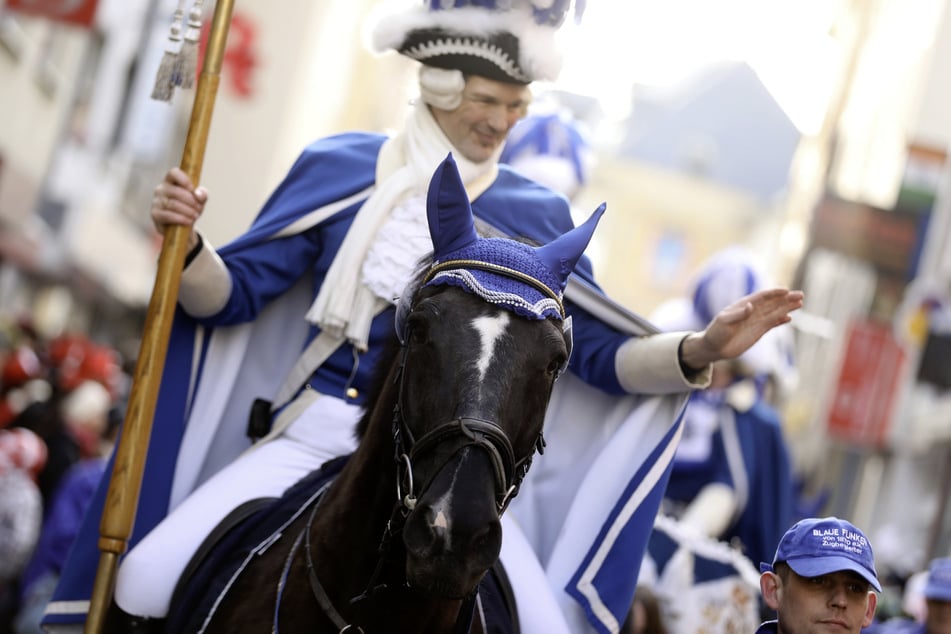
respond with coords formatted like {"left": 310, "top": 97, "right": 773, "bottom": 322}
{"left": 167, "top": 154, "right": 604, "bottom": 633}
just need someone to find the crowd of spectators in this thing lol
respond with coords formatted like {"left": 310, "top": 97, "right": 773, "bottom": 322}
{"left": 0, "top": 316, "right": 125, "bottom": 634}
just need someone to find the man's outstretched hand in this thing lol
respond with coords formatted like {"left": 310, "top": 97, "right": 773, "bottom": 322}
{"left": 679, "top": 288, "right": 804, "bottom": 371}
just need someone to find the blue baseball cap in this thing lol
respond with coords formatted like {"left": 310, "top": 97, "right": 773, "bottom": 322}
{"left": 924, "top": 557, "right": 951, "bottom": 602}
{"left": 760, "top": 517, "right": 881, "bottom": 592}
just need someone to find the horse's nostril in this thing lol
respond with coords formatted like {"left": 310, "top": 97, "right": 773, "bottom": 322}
{"left": 470, "top": 520, "right": 500, "bottom": 552}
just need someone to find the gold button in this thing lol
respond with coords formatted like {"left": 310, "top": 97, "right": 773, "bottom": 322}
{"left": 346, "top": 387, "right": 359, "bottom": 399}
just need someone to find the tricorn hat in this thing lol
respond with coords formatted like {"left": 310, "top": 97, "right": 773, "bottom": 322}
{"left": 369, "top": 0, "right": 585, "bottom": 85}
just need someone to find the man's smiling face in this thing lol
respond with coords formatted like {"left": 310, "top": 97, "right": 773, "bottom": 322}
{"left": 430, "top": 75, "right": 530, "bottom": 164}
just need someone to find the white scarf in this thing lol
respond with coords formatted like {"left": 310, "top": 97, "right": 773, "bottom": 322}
{"left": 305, "top": 102, "right": 500, "bottom": 351}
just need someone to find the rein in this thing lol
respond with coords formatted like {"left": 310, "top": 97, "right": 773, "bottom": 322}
{"left": 303, "top": 503, "right": 359, "bottom": 633}
{"left": 271, "top": 492, "right": 363, "bottom": 633}
{"left": 289, "top": 498, "right": 480, "bottom": 633}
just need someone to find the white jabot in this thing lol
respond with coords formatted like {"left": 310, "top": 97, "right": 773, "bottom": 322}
{"left": 360, "top": 193, "right": 431, "bottom": 305}
{"left": 305, "top": 101, "right": 500, "bottom": 351}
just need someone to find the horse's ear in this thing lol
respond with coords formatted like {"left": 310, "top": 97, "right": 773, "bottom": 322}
{"left": 427, "top": 153, "right": 479, "bottom": 260}
{"left": 536, "top": 202, "right": 606, "bottom": 290}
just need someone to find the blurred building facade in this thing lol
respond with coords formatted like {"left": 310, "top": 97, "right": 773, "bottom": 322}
{"left": 1, "top": 0, "right": 951, "bottom": 581}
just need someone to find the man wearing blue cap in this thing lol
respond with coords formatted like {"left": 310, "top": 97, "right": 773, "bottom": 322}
{"left": 856, "top": 556, "right": 951, "bottom": 634}
{"left": 758, "top": 516, "right": 880, "bottom": 634}
{"left": 918, "top": 557, "right": 951, "bottom": 634}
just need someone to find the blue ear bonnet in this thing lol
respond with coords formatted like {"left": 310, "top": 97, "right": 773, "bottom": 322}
{"left": 417, "top": 152, "right": 603, "bottom": 324}
{"left": 395, "top": 152, "right": 602, "bottom": 377}
{"left": 424, "top": 238, "right": 565, "bottom": 321}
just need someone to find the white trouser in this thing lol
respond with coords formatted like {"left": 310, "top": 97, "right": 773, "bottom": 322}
{"left": 114, "top": 394, "right": 360, "bottom": 617}
{"left": 113, "top": 394, "right": 573, "bottom": 633}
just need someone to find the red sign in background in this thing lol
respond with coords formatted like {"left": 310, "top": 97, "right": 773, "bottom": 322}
{"left": 827, "top": 319, "right": 906, "bottom": 449}
{"left": 5, "top": 0, "right": 99, "bottom": 28}
{"left": 199, "top": 12, "right": 258, "bottom": 98}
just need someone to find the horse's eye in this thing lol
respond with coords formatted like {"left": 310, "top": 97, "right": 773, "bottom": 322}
{"left": 546, "top": 355, "right": 566, "bottom": 376}
{"left": 406, "top": 315, "right": 430, "bottom": 345}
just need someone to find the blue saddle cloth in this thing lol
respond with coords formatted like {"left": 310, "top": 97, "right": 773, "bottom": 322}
{"left": 165, "top": 454, "right": 517, "bottom": 633}
{"left": 166, "top": 455, "right": 348, "bottom": 633}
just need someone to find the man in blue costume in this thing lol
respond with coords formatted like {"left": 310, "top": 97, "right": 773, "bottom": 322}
{"left": 644, "top": 247, "right": 798, "bottom": 631}
{"left": 919, "top": 558, "right": 951, "bottom": 634}
{"left": 866, "top": 557, "right": 951, "bottom": 634}
{"left": 500, "top": 108, "right": 594, "bottom": 203}
{"left": 49, "top": 2, "right": 803, "bottom": 632}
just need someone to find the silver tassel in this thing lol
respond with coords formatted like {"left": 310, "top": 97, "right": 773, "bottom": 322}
{"left": 150, "top": 4, "right": 185, "bottom": 102}
{"left": 176, "top": 0, "right": 204, "bottom": 90}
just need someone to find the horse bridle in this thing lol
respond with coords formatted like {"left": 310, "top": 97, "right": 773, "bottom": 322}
{"left": 393, "top": 409, "right": 544, "bottom": 516}
{"left": 392, "top": 323, "right": 549, "bottom": 518}
{"left": 388, "top": 259, "right": 564, "bottom": 517}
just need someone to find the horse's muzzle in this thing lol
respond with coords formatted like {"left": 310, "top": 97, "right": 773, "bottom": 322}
{"left": 402, "top": 446, "right": 503, "bottom": 597}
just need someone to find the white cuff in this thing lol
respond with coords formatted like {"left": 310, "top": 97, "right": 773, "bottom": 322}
{"left": 615, "top": 332, "right": 712, "bottom": 394}
{"left": 679, "top": 483, "right": 738, "bottom": 538}
{"left": 179, "top": 234, "right": 232, "bottom": 318}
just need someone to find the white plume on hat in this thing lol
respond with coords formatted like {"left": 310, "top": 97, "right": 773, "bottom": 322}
{"left": 367, "top": 1, "right": 574, "bottom": 84}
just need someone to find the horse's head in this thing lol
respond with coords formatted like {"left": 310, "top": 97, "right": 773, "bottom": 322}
{"left": 392, "top": 153, "right": 604, "bottom": 598}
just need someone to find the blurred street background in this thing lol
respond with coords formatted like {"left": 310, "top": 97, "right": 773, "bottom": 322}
{"left": 2, "top": 0, "right": 951, "bottom": 623}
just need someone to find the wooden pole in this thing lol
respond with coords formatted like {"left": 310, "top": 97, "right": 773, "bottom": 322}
{"left": 84, "top": 1, "right": 236, "bottom": 631}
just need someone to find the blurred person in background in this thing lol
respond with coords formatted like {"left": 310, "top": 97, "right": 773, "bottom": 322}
{"left": 0, "top": 333, "right": 121, "bottom": 633}
{"left": 13, "top": 407, "right": 120, "bottom": 634}
{"left": 0, "top": 427, "right": 47, "bottom": 633}
{"left": 917, "top": 558, "right": 951, "bottom": 634}
{"left": 10, "top": 335, "right": 121, "bottom": 510}
{"left": 0, "top": 317, "right": 52, "bottom": 432}
{"left": 0, "top": 345, "right": 51, "bottom": 431}
{"left": 866, "top": 557, "right": 951, "bottom": 634}
{"left": 643, "top": 247, "right": 798, "bottom": 633}
{"left": 499, "top": 107, "right": 595, "bottom": 205}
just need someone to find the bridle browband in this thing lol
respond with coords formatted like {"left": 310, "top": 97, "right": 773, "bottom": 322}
{"left": 424, "top": 259, "right": 566, "bottom": 319}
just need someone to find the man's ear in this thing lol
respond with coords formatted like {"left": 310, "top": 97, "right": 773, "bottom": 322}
{"left": 862, "top": 591, "right": 878, "bottom": 627}
{"left": 760, "top": 572, "right": 781, "bottom": 610}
